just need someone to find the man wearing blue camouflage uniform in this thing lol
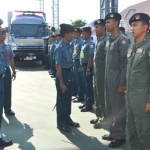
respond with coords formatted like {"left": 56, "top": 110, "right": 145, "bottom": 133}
{"left": 79, "top": 27, "right": 95, "bottom": 112}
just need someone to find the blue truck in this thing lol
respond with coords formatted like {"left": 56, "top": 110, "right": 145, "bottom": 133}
{"left": 7, "top": 10, "right": 49, "bottom": 64}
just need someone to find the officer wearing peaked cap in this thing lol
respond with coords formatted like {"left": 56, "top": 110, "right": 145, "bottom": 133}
{"left": 127, "top": 13, "right": 150, "bottom": 150}
{"left": 102, "top": 13, "right": 129, "bottom": 148}
{"left": 79, "top": 26, "right": 95, "bottom": 112}
{"left": 55, "top": 24, "right": 80, "bottom": 132}
{"left": 90, "top": 19, "right": 107, "bottom": 128}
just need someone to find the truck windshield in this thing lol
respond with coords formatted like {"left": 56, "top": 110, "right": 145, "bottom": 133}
{"left": 11, "top": 24, "right": 47, "bottom": 38}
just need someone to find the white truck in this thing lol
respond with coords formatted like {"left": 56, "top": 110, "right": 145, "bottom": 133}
{"left": 7, "top": 10, "right": 49, "bottom": 64}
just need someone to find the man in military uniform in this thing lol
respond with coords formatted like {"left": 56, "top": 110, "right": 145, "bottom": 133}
{"left": 0, "top": 28, "right": 16, "bottom": 116}
{"left": 127, "top": 13, "right": 150, "bottom": 150}
{"left": 71, "top": 28, "right": 84, "bottom": 103}
{"left": 119, "top": 27, "right": 127, "bottom": 36}
{"left": 0, "top": 18, "right": 13, "bottom": 147}
{"left": 79, "top": 27, "right": 95, "bottom": 112}
{"left": 50, "top": 35, "right": 56, "bottom": 78}
{"left": 43, "top": 36, "right": 49, "bottom": 69}
{"left": 55, "top": 24, "right": 80, "bottom": 132}
{"left": 102, "top": 13, "right": 129, "bottom": 148}
{"left": 90, "top": 19, "right": 107, "bottom": 129}
{"left": 55, "top": 33, "right": 62, "bottom": 45}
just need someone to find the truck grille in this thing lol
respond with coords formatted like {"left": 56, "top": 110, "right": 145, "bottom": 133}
{"left": 17, "top": 46, "right": 43, "bottom": 50}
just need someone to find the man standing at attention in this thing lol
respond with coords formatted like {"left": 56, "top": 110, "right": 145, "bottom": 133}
{"left": 127, "top": 13, "right": 150, "bottom": 150}
{"left": 78, "top": 27, "right": 95, "bottom": 112}
{"left": 102, "top": 13, "right": 129, "bottom": 148}
{"left": 0, "top": 28, "right": 16, "bottom": 116}
{"left": 0, "top": 18, "right": 13, "bottom": 147}
{"left": 90, "top": 19, "right": 107, "bottom": 129}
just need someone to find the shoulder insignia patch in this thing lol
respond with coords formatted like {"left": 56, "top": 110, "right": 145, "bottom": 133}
{"left": 90, "top": 43, "right": 94, "bottom": 49}
{"left": 122, "top": 40, "right": 126, "bottom": 45}
{"left": 148, "top": 51, "right": 150, "bottom": 57}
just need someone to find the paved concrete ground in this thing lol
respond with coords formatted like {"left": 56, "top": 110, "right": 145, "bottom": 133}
{"left": 1, "top": 62, "right": 131, "bottom": 150}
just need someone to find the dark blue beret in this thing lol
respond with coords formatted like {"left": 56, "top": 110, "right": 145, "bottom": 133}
{"left": 129, "top": 13, "right": 150, "bottom": 25}
{"left": 60, "top": 24, "right": 74, "bottom": 33}
{"left": 119, "top": 27, "right": 125, "bottom": 31}
{"left": 81, "top": 27, "right": 91, "bottom": 32}
{"left": 105, "top": 13, "right": 122, "bottom": 21}
{"left": 74, "top": 27, "right": 81, "bottom": 33}
{"left": 94, "top": 19, "right": 106, "bottom": 26}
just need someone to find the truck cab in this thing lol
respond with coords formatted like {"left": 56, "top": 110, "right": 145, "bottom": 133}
{"left": 8, "top": 11, "right": 48, "bottom": 64}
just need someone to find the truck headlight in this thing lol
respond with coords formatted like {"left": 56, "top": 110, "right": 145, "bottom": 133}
{"left": 11, "top": 43, "right": 17, "bottom": 50}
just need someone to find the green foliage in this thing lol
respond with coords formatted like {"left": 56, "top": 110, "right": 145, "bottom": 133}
{"left": 71, "top": 19, "right": 87, "bottom": 27}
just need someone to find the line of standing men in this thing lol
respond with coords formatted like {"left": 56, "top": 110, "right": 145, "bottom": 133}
{"left": 53, "top": 12, "right": 150, "bottom": 149}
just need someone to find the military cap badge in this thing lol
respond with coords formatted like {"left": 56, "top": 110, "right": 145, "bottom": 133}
{"left": 135, "top": 15, "right": 140, "bottom": 20}
{"left": 110, "top": 14, "right": 114, "bottom": 18}
{"left": 97, "top": 20, "right": 100, "bottom": 23}
{"left": 75, "top": 29, "right": 77, "bottom": 31}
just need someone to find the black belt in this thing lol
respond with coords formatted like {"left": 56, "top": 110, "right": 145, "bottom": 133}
{"left": 62, "top": 68, "right": 72, "bottom": 71}
{"left": 73, "top": 59, "right": 79, "bottom": 62}
{"left": 0, "top": 74, "right": 5, "bottom": 78}
{"left": 80, "top": 63, "right": 88, "bottom": 66}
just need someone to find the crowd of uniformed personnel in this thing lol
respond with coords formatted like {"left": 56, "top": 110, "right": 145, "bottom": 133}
{"left": 0, "top": 11, "right": 150, "bottom": 149}
{"left": 44, "top": 12, "right": 150, "bottom": 149}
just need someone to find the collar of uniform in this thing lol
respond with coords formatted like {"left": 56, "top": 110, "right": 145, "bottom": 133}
{"left": 134, "top": 35, "right": 149, "bottom": 48}
{"left": 97, "top": 33, "right": 107, "bottom": 42}
{"left": 0, "top": 42, "right": 7, "bottom": 47}
{"left": 76, "top": 37, "right": 82, "bottom": 43}
{"left": 62, "top": 39, "right": 70, "bottom": 47}
{"left": 109, "top": 31, "right": 121, "bottom": 41}
{"left": 84, "top": 37, "right": 91, "bottom": 43}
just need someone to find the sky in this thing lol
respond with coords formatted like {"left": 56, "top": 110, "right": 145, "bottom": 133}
{"left": 0, "top": 0, "right": 146, "bottom": 27}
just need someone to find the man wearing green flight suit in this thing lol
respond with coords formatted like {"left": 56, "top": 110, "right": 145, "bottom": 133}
{"left": 102, "top": 13, "right": 129, "bottom": 148}
{"left": 90, "top": 19, "right": 107, "bottom": 129}
{"left": 127, "top": 13, "right": 150, "bottom": 150}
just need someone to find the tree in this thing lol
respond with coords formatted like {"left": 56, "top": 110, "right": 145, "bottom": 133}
{"left": 71, "top": 19, "right": 87, "bottom": 27}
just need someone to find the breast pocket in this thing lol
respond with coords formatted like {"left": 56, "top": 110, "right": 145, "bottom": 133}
{"left": 64, "top": 51, "right": 72, "bottom": 63}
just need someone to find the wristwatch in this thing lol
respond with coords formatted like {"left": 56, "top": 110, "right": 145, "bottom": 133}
{"left": 86, "top": 68, "right": 90, "bottom": 72}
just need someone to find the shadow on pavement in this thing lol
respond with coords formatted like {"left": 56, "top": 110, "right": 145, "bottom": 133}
{"left": 60, "top": 127, "right": 109, "bottom": 150}
{"left": 60, "top": 127, "right": 131, "bottom": 150}
{"left": 1, "top": 115, "right": 35, "bottom": 150}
